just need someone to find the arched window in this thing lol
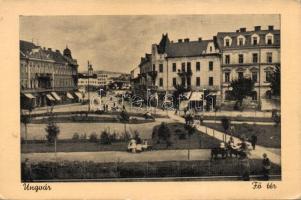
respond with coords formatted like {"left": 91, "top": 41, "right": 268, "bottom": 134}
{"left": 266, "top": 90, "right": 272, "bottom": 99}
{"left": 251, "top": 34, "right": 260, "bottom": 45}
{"left": 265, "top": 33, "right": 274, "bottom": 45}
{"left": 223, "top": 36, "right": 232, "bottom": 47}
{"left": 237, "top": 35, "right": 246, "bottom": 46}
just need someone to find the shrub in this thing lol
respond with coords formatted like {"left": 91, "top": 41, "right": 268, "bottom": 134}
{"left": 72, "top": 133, "right": 80, "bottom": 141}
{"left": 100, "top": 131, "right": 111, "bottom": 144}
{"left": 80, "top": 133, "right": 87, "bottom": 140}
{"left": 89, "top": 132, "right": 98, "bottom": 143}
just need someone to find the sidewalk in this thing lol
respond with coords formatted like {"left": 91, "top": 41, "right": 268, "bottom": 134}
{"left": 168, "top": 111, "right": 281, "bottom": 165}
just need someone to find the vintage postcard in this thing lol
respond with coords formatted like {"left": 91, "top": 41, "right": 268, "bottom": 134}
{"left": 0, "top": 0, "right": 301, "bottom": 199}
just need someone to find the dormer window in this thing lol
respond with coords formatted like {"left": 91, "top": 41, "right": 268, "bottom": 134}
{"left": 237, "top": 35, "right": 246, "bottom": 46}
{"left": 224, "top": 36, "right": 232, "bottom": 47}
{"left": 251, "top": 34, "right": 260, "bottom": 45}
{"left": 265, "top": 33, "right": 274, "bottom": 45}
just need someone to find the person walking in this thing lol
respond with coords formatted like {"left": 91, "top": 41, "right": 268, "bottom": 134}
{"left": 262, "top": 153, "right": 271, "bottom": 180}
{"left": 251, "top": 134, "right": 257, "bottom": 150}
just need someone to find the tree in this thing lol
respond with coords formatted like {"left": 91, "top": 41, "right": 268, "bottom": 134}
{"left": 100, "top": 130, "right": 111, "bottom": 144}
{"left": 221, "top": 117, "right": 231, "bottom": 142}
{"left": 157, "top": 122, "right": 171, "bottom": 145}
{"left": 230, "top": 77, "right": 255, "bottom": 110}
{"left": 270, "top": 64, "right": 280, "bottom": 97}
{"left": 119, "top": 109, "right": 130, "bottom": 136}
{"left": 172, "top": 84, "right": 189, "bottom": 109}
{"left": 45, "top": 122, "right": 60, "bottom": 144}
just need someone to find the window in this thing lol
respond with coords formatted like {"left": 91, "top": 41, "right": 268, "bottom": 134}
{"left": 267, "top": 53, "right": 272, "bottom": 63}
{"left": 253, "top": 37, "right": 258, "bottom": 45}
{"left": 239, "top": 38, "right": 243, "bottom": 46}
{"left": 196, "top": 62, "right": 200, "bottom": 71}
{"left": 152, "top": 64, "right": 156, "bottom": 71}
{"left": 209, "top": 61, "right": 213, "bottom": 71}
{"left": 225, "top": 55, "right": 230, "bottom": 64}
{"left": 172, "top": 63, "right": 176, "bottom": 72}
{"left": 238, "top": 72, "right": 244, "bottom": 79}
{"left": 238, "top": 54, "right": 244, "bottom": 63}
{"left": 159, "top": 64, "right": 163, "bottom": 73}
{"left": 266, "top": 71, "right": 272, "bottom": 82}
{"left": 252, "top": 53, "right": 258, "bottom": 63}
{"left": 267, "top": 36, "right": 273, "bottom": 45}
{"left": 252, "top": 72, "right": 258, "bottom": 82}
{"left": 209, "top": 46, "right": 212, "bottom": 52}
{"left": 225, "top": 39, "right": 230, "bottom": 47}
{"left": 187, "top": 62, "right": 191, "bottom": 72}
{"left": 181, "top": 77, "right": 186, "bottom": 86}
{"left": 209, "top": 77, "right": 213, "bottom": 86}
{"left": 196, "top": 77, "right": 200, "bottom": 86}
{"left": 225, "top": 72, "right": 230, "bottom": 83}
{"left": 173, "top": 78, "right": 177, "bottom": 86}
{"left": 159, "top": 78, "right": 163, "bottom": 86}
{"left": 187, "top": 77, "right": 191, "bottom": 86}
{"left": 181, "top": 63, "right": 185, "bottom": 71}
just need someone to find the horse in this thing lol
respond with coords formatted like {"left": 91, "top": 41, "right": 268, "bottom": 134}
{"left": 211, "top": 147, "right": 228, "bottom": 160}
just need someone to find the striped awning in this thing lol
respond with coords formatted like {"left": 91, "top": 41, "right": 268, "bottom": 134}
{"left": 24, "top": 93, "right": 35, "bottom": 99}
{"left": 74, "top": 92, "right": 83, "bottom": 100}
{"left": 66, "top": 92, "right": 74, "bottom": 99}
{"left": 190, "top": 92, "right": 203, "bottom": 101}
{"left": 46, "top": 94, "right": 55, "bottom": 101}
{"left": 51, "top": 92, "right": 61, "bottom": 101}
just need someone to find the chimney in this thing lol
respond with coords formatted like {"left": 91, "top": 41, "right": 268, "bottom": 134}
{"left": 48, "top": 48, "right": 52, "bottom": 51}
{"left": 254, "top": 26, "right": 261, "bottom": 31}
{"left": 268, "top": 25, "right": 274, "bottom": 31}
{"left": 240, "top": 27, "right": 246, "bottom": 32}
{"left": 184, "top": 38, "right": 190, "bottom": 42}
{"left": 178, "top": 39, "right": 183, "bottom": 43}
{"left": 198, "top": 37, "right": 202, "bottom": 42}
{"left": 236, "top": 30, "right": 239, "bottom": 33}
{"left": 56, "top": 50, "right": 60, "bottom": 53}
{"left": 43, "top": 47, "right": 46, "bottom": 50}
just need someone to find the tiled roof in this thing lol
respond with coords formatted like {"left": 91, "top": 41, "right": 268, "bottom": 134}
{"left": 166, "top": 40, "right": 212, "bottom": 57}
{"left": 216, "top": 29, "right": 280, "bottom": 49}
{"left": 20, "top": 40, "right": 37, "bottom": 55}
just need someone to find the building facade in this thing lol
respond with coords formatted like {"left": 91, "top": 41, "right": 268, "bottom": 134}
{"left": 132, "top": 26, "right": 280, "bottom": 110}
{"left": 216, "top": 26, "right": 280, "bottom": 106}
{"left": 20, "top": 40, "right": 79, "bottom": 108}
{"left": 134, "top": 34, "right": 222, "bottom": 106}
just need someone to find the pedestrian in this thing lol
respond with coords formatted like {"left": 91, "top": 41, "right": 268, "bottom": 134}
{"left": 251, "top": 134, "right": 257, "bottom": 150}
{"left": 262, "top": 153, "right": 271, "bottom": 180}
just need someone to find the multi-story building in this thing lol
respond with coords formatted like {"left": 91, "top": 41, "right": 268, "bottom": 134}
{"left": 20, "top": 40, "right": 79, "bottom": 108}
{"left": 135, "top": 33, "right": 222, "bottom": 106}
{"left": 132, "top": 26, "right": 280, "bottom": 110}
{"left": 216, "top": 26, "right": 280, "bottom": 105}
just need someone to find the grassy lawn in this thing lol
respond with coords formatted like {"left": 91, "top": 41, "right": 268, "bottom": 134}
{"left": 22, "top": 158, "right": 281, "bottom": 181}
{"left": 204, "top": 123, "right": 281, "bottom": 148}
{"left": 151, "top": 123, "right": 221, "bottom": 150}
{"left": 22, "top": 122, "right": 222, "bottom": 153}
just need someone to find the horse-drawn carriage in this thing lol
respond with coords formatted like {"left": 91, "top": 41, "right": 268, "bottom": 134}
{"left": 127, "top": 139, "right": 153, "bottom": 153}
{"left": 211, "top": 141, "right": 251, "bottom": 160}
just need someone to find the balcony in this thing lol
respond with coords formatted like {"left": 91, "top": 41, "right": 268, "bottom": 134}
{"left": 147, "top": 70, "right": 158, "bottom": 80}
{"left": 177, "top": 69, "right": 192, "bottom": 77}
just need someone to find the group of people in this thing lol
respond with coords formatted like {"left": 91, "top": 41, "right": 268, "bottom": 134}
{"left": 219, "top": 136, "right": 271, "bottom": 181}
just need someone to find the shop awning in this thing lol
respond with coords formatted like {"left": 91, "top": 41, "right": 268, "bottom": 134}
{"left": 66, "top": 92, "right": 74, "bottom": 99}
{"left": 24, "top": 93, "right": 35, "bottom": 99}
{"left": 190, "top": 92, "right": 204, "bottom": 101}
{"left": 74, "top": 92, "right": 83, "bottom": 100}
{"left": 51, "top": 92, "right": 61, "bottom": 101}
{"left": 46, "top": 94, "right": 55, "bottom": 101}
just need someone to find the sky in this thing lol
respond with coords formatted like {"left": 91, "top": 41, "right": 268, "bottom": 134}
{"left": 20, "top": 15, "right": 280, "bottom": 73}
